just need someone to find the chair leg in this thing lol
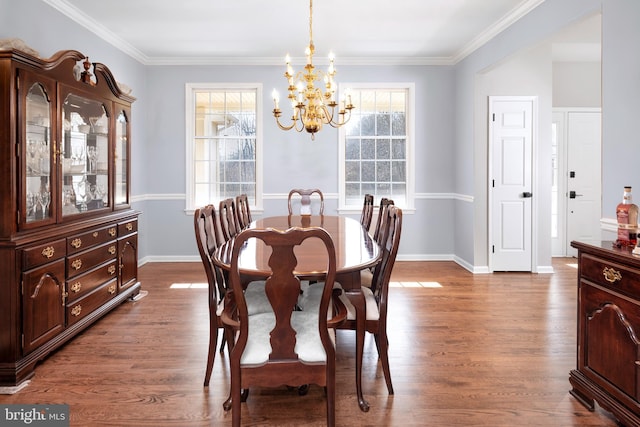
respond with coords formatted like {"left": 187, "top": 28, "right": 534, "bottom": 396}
{"left": 203, "top": 328, "right": 218, "bottom": 387}
{"left": 219, "top": 334, "right": 227, "bottom": 353}
{"left": 376, "top": 332, "right": 394, "bottom": 395}
{"left": 230, "top": 370, "right": 241, "bottom": 427}
{"left": 326, "top": 372, "right": 336, "bottom": 427}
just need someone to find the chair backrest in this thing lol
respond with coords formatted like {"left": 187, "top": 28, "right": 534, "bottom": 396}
{"left": 219, "top": 198, "right": 240, "bottom": 241}
{"left": 360, "top": 194, "right": 374, "bottom": 231}
{"left": 229, "top": 226, "right": 337, "bottom": 362}
{"left": 288, "top": 188, "right": 324, "bottom": 215}
{"left": 194, "top": 205, "right": 225, "bottom": 308}
{"left": 370, "top": 205, "right": 402, "bottom": 310}
{"left": 235, "top": 194, "right": 252, "bottom": 230}
{"left": 372, "top": 198, "right": 395, "bottom": 244}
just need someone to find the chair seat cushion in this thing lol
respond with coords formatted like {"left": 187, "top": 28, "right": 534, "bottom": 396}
{"left": 360, "top": 268, "right": 373, "bottom": 288}
{"left": 300, "top": 282, "right": 380, "bottom": 321}
{"left": 240, "top": 311, "right": 334, "bottom": 366}
{"left": 244, "top": 281, "right": 272, "bottom": 315}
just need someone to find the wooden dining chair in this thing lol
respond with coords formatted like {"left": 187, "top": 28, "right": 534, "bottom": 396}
{"left": 193, "top": 204, "right": 231, "bottom": 387}
{"left": 360, "top": 194, "right": 374, "bottom": 231}
{"left": 288, "top": 188, "right": 324, "bottom": 215}
{"left": 221, "top": 227, "right": 347, "bottom": 427}
{"left": 235, "top": 194, "right": 252, "bottom": 230}
{"left": 219, "top": 198, "right": 240, "bottom": 241}
{"left": 372, "top": 198, "right": 394, "bottom": 244}
{"left": 361, "top": 198, "right": 394, "bottom": 287}
{"left": 299, "top": 205, "right": 402, "bottom": 396}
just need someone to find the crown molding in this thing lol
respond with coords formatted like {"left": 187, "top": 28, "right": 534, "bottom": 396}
{"left": 43, "top": 0, "right": 544, "bottom": 67}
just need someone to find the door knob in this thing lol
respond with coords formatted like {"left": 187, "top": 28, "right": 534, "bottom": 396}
{"left": 522, "top": 192, "right": 532, "bottom": 198}
{"left": 569, "top": 191, "right": 583, "bottom": 199}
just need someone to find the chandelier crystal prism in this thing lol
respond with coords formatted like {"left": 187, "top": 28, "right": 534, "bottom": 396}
{"left": 272, "top": 0, "right": 354, "bottom": 140}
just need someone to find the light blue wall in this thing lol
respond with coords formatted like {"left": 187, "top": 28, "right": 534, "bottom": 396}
{"left": 3, "top": 0, "right": 640, "bottom": 270}
{"left": 143, "top": 64, "right": 457, "bottom": 260}
{"left": 601, "top": 0, "right": 640, "bottom": 214}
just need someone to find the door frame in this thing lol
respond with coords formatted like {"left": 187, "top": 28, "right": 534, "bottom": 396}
{"left": 488, "top": 95, "right": 538, "bottom": 272}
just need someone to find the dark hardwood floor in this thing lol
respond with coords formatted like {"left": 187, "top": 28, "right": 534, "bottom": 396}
{"left": 0, "top": 260, "right": 622, "bottom": 426}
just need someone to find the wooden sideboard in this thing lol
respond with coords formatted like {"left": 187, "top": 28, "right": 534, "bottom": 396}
{"left": 570, "top": 240, "right": 640, "bottom": 426}
{"left": 0, "top": 48, "right": 140, "bottom": 386}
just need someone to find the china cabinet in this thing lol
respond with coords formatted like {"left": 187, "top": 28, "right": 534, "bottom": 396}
{"left": 0, "top": 47, "right": 140, "bottom": 386}
{"left": 570, "top": 240, "right": 640, "bottom": 426}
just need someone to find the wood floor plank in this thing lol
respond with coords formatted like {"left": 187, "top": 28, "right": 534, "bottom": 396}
{"left": 0, "top": 260, "right": 622, "bottom": 426}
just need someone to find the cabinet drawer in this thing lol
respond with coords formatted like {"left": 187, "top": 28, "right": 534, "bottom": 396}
{"left": 67, "top": 225, "right": 118, "bottom": 255}
{"left": 581, "top": 253, "right": 640, "bottom": 299}
{"left": 22, "top": 239, "right": 67, "bottom": 270}
{"left": 67, "top": 242, "right": 118, "bottom": 278}
{"left": 118, "top": 219, "right": 137, "bottom": 236}
{"left": 66, "top": 259, "right": 119, "bottom": 303}
{"left": 66, "top": 279, "right": 118, "bottom": 326}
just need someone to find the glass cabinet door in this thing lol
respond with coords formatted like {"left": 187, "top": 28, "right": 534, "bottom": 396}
{"left": 61, "top": 93, "right": 110, "bottom": 217}
{"left": 114, "top": 109, "right": 130, "bottom": 207}
{"left": 22, "top": 79, "right": 55, "bottom": 227}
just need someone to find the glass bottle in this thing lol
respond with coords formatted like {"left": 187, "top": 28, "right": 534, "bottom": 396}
{"left": 616, "top": 186, "right": 638, "bottom": 247}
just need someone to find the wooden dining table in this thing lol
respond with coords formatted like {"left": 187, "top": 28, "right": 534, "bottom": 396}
{"left": 212, "top": 214, "right": 380, "bottom": 412}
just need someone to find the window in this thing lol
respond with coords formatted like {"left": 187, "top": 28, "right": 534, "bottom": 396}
{"left": 186, "top": 83, "right": 262, "bottom": 211}
{"left": 339, "top": 83, "right": 414, "bottom": 210}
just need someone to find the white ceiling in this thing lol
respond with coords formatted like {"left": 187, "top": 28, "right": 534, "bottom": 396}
{"left": 43, "top": 0, "right": 555, "bottom": 65}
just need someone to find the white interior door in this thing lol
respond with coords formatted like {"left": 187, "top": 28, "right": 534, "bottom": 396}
{"left": 489, "top": 96, "right": 535, "bottom": 272}
{"left": 565, "top": 110, "right": 602, "bottom": 257}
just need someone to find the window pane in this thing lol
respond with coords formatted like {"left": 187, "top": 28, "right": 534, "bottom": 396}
{"left": 346, "top": 139, "right": 360, "bottom": 159}
{"left": 362, "top": 161, "right": 375, "bottom": 181}
{"left": 362, "top": 139, "right": 375, "bottom": 159}
{"left": 346, "top": 183, "right": 360, "bottom": 199}
{"left": 392, "top": 160, "right": 406, "bottom": 182}
{"left": 377, "top": 113, "right": 391, "bottom": 135}
{"left": 376, "top": 139, "right": 390, "bottom": 159}
{"left": 376, "top": 161, "right": 391, "bottom": 181}
{"left": 345, "top": 161, "right": 360, "bottom": 181}
{"left": 361, "top": 115, "right": 375, "bottom": 136}
{"left": 392, "top": 139, "right": 405, "bottom": 159}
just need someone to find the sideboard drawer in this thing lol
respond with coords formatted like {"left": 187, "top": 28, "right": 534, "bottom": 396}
{"left": 581, "top": 253, "right": 640, "bottom": 299}
{"left": 118, "top": 219, "right": 137, "bottom": 236}
{"left": 67, "top": 242, "right": 118, "bottom": 278}
{"left": 66, "top": 279, "right": 118, "bottom": 326}
{"left": 22, "top": 239, "right": 67, "bottom": 270}
{"left": 66, "top": 259, "right": 119, "bottom": 303}
{"left": 67, "top": 225, "right": 118, "bottom": 255}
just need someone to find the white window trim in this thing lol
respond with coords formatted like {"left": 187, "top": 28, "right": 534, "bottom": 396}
{"left": 337, "top": 82, "right": 415, "bottom": 213}
{"left": 184, "top": 82, "right": 263, "bottom": 213}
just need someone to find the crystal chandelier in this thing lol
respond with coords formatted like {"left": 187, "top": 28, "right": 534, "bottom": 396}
{"left": 271, "top": 0, "right": 354, "bottom": 140}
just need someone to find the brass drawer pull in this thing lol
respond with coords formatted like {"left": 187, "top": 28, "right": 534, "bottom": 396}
{"left": 41, "top": 246, "right": 55, "bottom": 258}
{"left": 108, "top": 284, "right": 117, "bottom": 294}
{"left": 71, "top": 304, "right": 82, "bottom": 317}
{"left": 108, "top": 265, "right": 116, "bottom": 275}
{"left": 71, "top": 259, "right": 83, "bottom": 270}
{"left": 126, "top": 223, "right": 133, "bottom": 231}
{"left": 109, "top": 228, "right": 116, "bottom": 237}
{"left": 71, "top": 282, "right": 82, "bottom": 293}
{"left": 93, "top": 232, "right": 99, "bottom": 238}
{"left": 71, "top": 238, "right": 82, "bottom": 249}
{"left": 603, "top": 267, "right": 622, "bottom": 283}
{"left": 108, "top": 245, "right": 116, "bottom": 255}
